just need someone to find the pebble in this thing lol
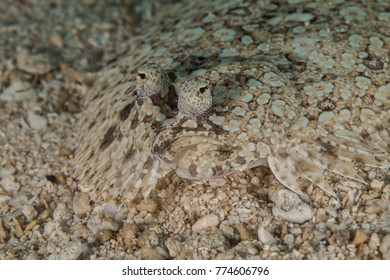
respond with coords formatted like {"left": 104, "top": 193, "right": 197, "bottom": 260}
{"left": 0, "top": 165, "right": 16, "bottom": 178}
{"left": 17, "top": 49, "right": 52, "bottom": 75}
{"left": 236, "top": 223, "right": 252, "bottom": 240}
{"left": 370, "top": 179, "right": 384, "bottom": 191}
{"left": 258, "top": 226, "right": 277, "bottom": 245}
{"left": 120, "top": 224, "right": 138, "bottom": 245}
{"left": 283, "top": 234, "right": 295, "bottom": 247}
{"left": 95, "top": 229, "right": 113, "bottom": 243}
{"left": 0, "top": 80, "right": 36, "bottom": 102}
{"left": 272, "top": 189, "right": 313, "bottom": 223}
{"left": 136, "top": 199, "right": 158, "bottom": 213}
{"left": 50, "top": 33, "right": 64, "bottom": 48}
{"left": 136, "top": 248, "right": 165, "bottom": 260}
{"left": 72, "top": 224, "right": 90, "bottom": 240}
{"left": 325, "top": 206, "right": 338, "bottom": 218}
{"left": 25, "top": 251, "right": 41, "bottom": 260}
{"left": 48, "top": 241, "right": 83, "bottom": 260}
{"left": 192, "top": 213, "right": 220, "bottom": 233}
{"left": 0, "top": 219, "right": 8, "bottom": 243}
{"left": 21, "top": 204, "right": 38, "bottom": 221}
{"left": 166, "top": 238, "right": 182, "bottom": 258}
{"left": 209, "top": 178, "right": 226, "bottom": 188}
{"left": 101, "top": 218, "right": 119, "bottom": 232}
{"left": 221, "top": 225, "right": 235, "bottom": 240}
{"left": 217, "top": 191, "right": 227, "bottom": 201}
{"left": 352, "top": 230, "right": 368, "bottom": 245}
{"left": 156, "top": 246, "right": 169, "bottom": 258}
{"left": 368, "top": 233, "right": 380, "bottom": 250}
{"left": 379, "top": 234, "right": 390, "bottom": 260}
{"left": 73, "top": 193, "right": 91, "bottom": 218}
{"left": 27, "top": 111, "right": 48, "bottom": 130}
{"left": 247, "top": 245, "right": 259, "bottom": 255}
{"left": 0, "top": 177, "right": 20, "bottom": 193}
{"left": 0, "top": 194, "right": 11, "bottom": 204}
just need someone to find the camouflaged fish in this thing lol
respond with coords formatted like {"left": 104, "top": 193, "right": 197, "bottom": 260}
{"left": 74, "top": 0, "right": 389, "bottom": 210}
{"left": 152, "top": 56, "right": 389, "bottom": 199}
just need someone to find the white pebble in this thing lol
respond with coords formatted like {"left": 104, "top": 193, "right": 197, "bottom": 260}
{"left": 0, "top": 177, "right": 20, "bottom": 193}
{"left": 0, "top": 194, "right": 11, "bottom": 204}
{"left": 380, "top": 234, "right": 390, "bottom": 260}
{"left": 272, "top": 189, "right": 313, "bottom": 223}
{"left": 325, "top": 206, "right": 338, "bottom": 218}
{"left": 17, "top": 49, "right": 52, "bottom": 75}
{"left": 283, "top": 234, "right": 295, "bottom": 246}
{"left": 73, "top": 193, "right": 91, "bottom": 217}
{"left": 0, "top": 80, "right": 36, "bottom": 102}
{"left": 27, "top": 112, "right": 48, "bottom": 130}
{"left": 192, "top": 213, "right": 220, "bottom": 233}
{"left": 48, "top": 241, "right": 83, "bottom": 260}
{"left": 209, "top": 178, "right": 226, "bottom": 187}
{"left": 257, "top": 226, "right": 277, "bottom": 245}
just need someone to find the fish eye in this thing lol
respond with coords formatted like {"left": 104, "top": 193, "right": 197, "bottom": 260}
{"left": 138, "top": 73, "right": 146, "bottom": 79}
{"left": 199, "top": 86, "right": 207, "bottom": 93}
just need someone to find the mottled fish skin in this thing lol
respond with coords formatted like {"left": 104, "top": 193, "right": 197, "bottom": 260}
{"left": 74, "top": 0, "right": 389, "bottom": 210}
{"left": 152, "top": 58, "right": 301, "bottom": 183}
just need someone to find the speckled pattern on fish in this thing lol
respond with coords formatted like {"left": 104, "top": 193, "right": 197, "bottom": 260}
{"left": 74, "top": 0, "right": 389, "bottom": 215}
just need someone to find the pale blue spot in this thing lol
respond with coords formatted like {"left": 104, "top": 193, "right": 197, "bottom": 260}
{"left": 256, "top": 43, "right": 267, "bottom": 51}
{"left": 248, "top": 118, "right": 261, "bottom": 134}
{"left": 304, "top": 82, "right": 334, "bottom": 97}
{"left": 213, "top": 85, "right": 226, "bottom": 95}
{"left": 348, "top": 34, "right": 364, "bottom": 48}
{"left": 249, "top": 118, "right": 260, "bottom": 125}
{"left": 257, "top": 93, "right": 271, "bottom": 105}
{"left": 292, "top": 26, "right": 306, "bottom": 33}
{"left": 378, "top": 12, "right": 390, "bottom": 22}
{"left": 209, "top": 70, "right": 220, "bottom": 79}
{"left": 309, "top": 50, "right": 336, "bottom": 69}
{"left": 360, "top": 108, "right": 376, "bottom": 122}
{"left": 340, "top": 6, "right": 367, "bottom": 21}
{"left": 271, "top": 100, "right": 286, "bottom": 117}
{"left": 355, "top": 76, "right": 371, "bottom": 90}
{"left": 222, "top": 125, "right": 230, "bottom": 131}
{"left": 210, "top": 116, "right": 225, "bottom": 126}
{"left": 229, "top": 120, "right": 241, "bottom": 132}
{"left": 319, "top": 29, "right": 330, "bottom": 37}
{"left": 219, "top": 48, "right": 240, "bottom": 58}
{"left": 290, "top": 116, "right": 309, "bottom": 131}
{"left": 177, "top": 27, "right": 206, "bottom": 42}
{"left": 241, "top": 35, "right": 254, "bottom": 45}
{"left": 213, "top": 28, "right": 237, "bottom": 42}
{"left": 341, "top": 53, "right": 356, "bottom": 69}
{"left": 247, "top": 142, "right": 256, "bottom": 152}
{"left": 336, "top": 24, "right": 349, "bottom": 33}
{"left": 286, "top": 13, "right": 314, "bottom": 22}
{"left": 374, "top": 84, "right": 389, "bottom": 102}
{"left": 340, "top": 109, "right": 351, "bottom": 117}
{"left": 228, "top": 88, "right": 240, "bottom": 100}
{"left": 191, "top": 69, "right": 207, "bottom": 76}
{"left": 246, "top": 78, "right": 263, "bottom": 88}
{"left": 264, "top": 72, "right": 285, "bottom": 87}
{"left": 318, "top": 111, "right": 335, "bottom": 123}
{"left": 242, "top": 93, "right": 253, "bottom": 103}
{"left": 232, "top": 106, "right": 247, "bottom": 117}
{"left": 237, "top": 132, "right": 248, "bottom": 140}
{"left": 267, "top": 16, "right": 283, "bottom": 26}
{"left": 340, "top": 87, "right": 352, "bottom": 100}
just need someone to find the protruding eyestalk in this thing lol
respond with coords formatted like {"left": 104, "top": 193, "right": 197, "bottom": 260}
{"left": 176, "top": 76, "right": 213, "bottom": 120}
{"left": 136, "top": 63, "right": 171, "bottom": 99}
